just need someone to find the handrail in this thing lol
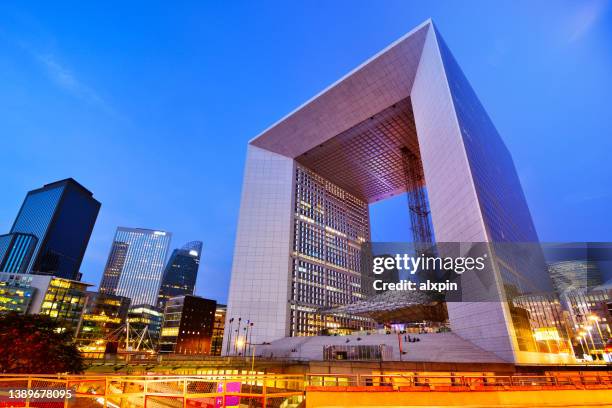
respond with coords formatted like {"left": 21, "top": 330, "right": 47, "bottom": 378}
{"left": 0, "top": 375, "right": 306, "bottom": 408}
{"left": 304, "top": 372, "right": 612, "bottom": 388}
{"left": 1, "top": 373, "right": 610, "bottom": 391}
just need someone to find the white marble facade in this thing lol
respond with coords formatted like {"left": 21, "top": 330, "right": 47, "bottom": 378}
{"left": 224, "top": 20, "right": 556, "bottom": 364}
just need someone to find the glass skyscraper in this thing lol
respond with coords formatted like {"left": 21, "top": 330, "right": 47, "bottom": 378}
{"left": 8, "top": 178, "right": 101, "bottom": 280}
{"left": 0, "top": 233, "right": 38, "bottom": 274}
{"left": 157, "top": 241, "right": 202, "bottom": 309}
{"left": 99, "top": 227, "right": 171, "bottom": 306}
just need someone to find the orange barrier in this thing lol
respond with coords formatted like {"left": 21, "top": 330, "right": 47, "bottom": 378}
{"left": 0, "top": 374, "right": 305, "bottom": 407}
{"left": 305, "top": 372, "right": 612, "bottom": 390}
{"left": 0, "top": 373, "right": 610, "bottom": 407}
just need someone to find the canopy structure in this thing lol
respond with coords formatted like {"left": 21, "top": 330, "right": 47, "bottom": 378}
{"left": 320, "top": 290, "right": 448, "bottom": 323}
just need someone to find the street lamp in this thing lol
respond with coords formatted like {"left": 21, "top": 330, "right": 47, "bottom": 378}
{"left": 235, "top": 337, "right": 245, "bottom": 351}
{"left": 226, "top": 318, "right": 235, "bottom": 355}
{"left": 235, "top": 318, "right": 242, "bottom": 354}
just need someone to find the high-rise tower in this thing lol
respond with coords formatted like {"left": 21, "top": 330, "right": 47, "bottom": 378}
{"left": 157, "top": 241, "right": 202, "bottom": 310}
{"left": 8, "top": 178, "right": 100, "bottom": 280}
{"left": 0, "top": 233, "right": 38, "bottom": 274}
{"left": 99, "top": 227, "right": 171, "bottom": 306}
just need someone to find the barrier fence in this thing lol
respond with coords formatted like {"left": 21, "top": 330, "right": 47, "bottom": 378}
{"left": 0, "top": 374, "right": 305, "bottom": 408}
{"left": 305, "top": 372, "right": 612, "bottom": 391}
{"left": 0, "top": 372, "right": 610, "bottom": 407}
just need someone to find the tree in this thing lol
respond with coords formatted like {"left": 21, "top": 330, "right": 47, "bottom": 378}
{"left": 0, "top": 312, "right": 85, "bottom": 374}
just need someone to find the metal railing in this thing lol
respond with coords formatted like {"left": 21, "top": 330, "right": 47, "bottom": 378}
{"left": 0, "top": 374, "right": 305, "bottom": 407}
{"left": 0, "top": 372, "right": 610, "bottom": 407}
{"left": 305, "top": 372, "right": 612, "bottom": 390}
{"left": 83, "top": 354, "right": 310, "bottom": 365}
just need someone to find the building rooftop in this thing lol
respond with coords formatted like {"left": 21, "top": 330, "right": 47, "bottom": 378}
{"left": 40, "top": 178, "right": 96, "bottom": 197}
{"left": 250, "top": 20, "right": 432, "bottom": 202}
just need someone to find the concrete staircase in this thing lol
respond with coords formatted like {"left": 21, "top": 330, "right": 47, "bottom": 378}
{"left": 258, "top": 333, "right": 506, "bottom": 363}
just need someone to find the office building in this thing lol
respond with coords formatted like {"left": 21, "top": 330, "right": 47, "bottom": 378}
{"left": 157, "top": 241, "right": 202, "bottom": 309}
{"left": 127, "top": 304, "right": 163, "bottom": 351}
{"left": 76, "top": 292, "right": 130, "bottom": 350}
{"left": 563, "top": 288, "right": 611, "bottom": 359}
{"left": 211, "top": 304, "right": 226, "bottom": 356}
{"left": 99, "top": 227, "right": 171, "bottom": 306}
{"left": 0, "top": 233, "right": 38, "bottom": 274}
{"left": 225, "top": 20, "right": 565, "bottom": 364}
{"left": 0, "top": 272, "right": 91, "bottom": 334}
{"left": 159, "top": 295, "right": 216, "bottom": 355}
{"left": 0, "top": 275, "right": 36, "bottom": 313}
{"left": 543, "top": 246, "right": 611, "bottom": 359}
{"left": 8, "top": 178, "right": 100, "bottom": 280}
{"left": 288, "top": 166, "right": 374, "bottom": 336}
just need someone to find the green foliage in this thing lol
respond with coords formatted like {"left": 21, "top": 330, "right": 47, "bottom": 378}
{"left": 0, "top": 312, "right": 85, "bottom": 374}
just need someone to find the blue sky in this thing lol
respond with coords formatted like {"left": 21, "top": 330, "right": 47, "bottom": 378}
{"left": 0, "top": 1, "right": 610, "bottom": 303}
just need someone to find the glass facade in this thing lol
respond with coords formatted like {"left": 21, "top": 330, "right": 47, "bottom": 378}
{"left": 76, "top": 292, "right": 130, "bottom": 350}
{"left": 563, "top": 289, "right": 611, "bottom": 359}
{"left": 0, "top": 233, "right": 38, "bottom": 274}
{"left": 0, "top": 272, "right": 90, "bottom": 334}
{"left": 39, "top": 278, "right": 90, "bottom": 334}
{"left": 157, "top": 241, "right": 202, "bottom": 310}
{"left": 0, "top": 273, "right": 45, "bottom": 314}
{"left": 9, "top": 178, "right": 100, "bottom": 280}
{"left": 434, "top": 29, "right": 569, "bottom": 356}
{"left": 0, "top": 234, "right": 10, "bottom": 262}
{"left": 98, "top": 242, "right": 129, "bottom": 295}
{"left": 547, "top": 258, "right": 610, "bottom": 359}
{"left": 211, "top": 304, "right": 226, "bottom": 356}
{"left": 99, "top": 227, "right": 171, "bottom": 306}
{"left": 0, "top": 279, "right": 36, "bottom": 313}
{"left": 127, "top": 304, "right": 163, "bottom": 350}
{"left": 511, "top": 294, "right": 572, "bottom": 354}
{"left": 290, "top": 165, "right": 374, "bottom": 336}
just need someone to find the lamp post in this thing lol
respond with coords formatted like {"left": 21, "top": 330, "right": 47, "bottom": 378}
{"left": 248, "top": 322, "right": 254, "bottom": 356}
{"left": 226, "top": 318, "right": 234, "bottom": 355}
{"left": 235, "top": 318, "right": 242, "bottom": 355}
{"left": 243, "top": 321, "right": 251, "bottom": 356}
{"left": 397, "top": 333, "right": 403, "bottom": 362}
{"left": 235, "top": 337, "right": 245, "bottom": 356}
